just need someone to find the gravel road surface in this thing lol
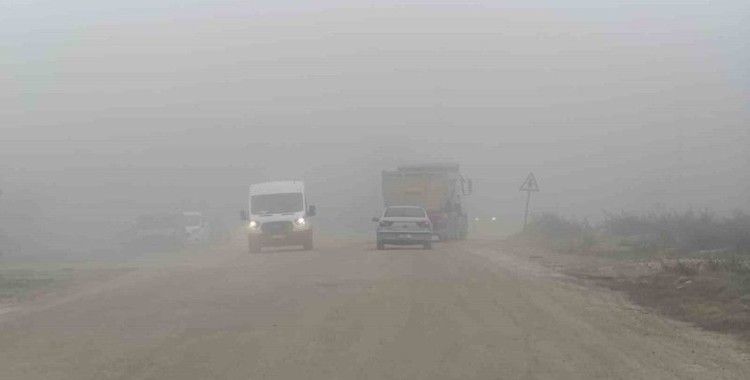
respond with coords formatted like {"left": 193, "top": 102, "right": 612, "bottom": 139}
{"left": 1, "top": 238, "right": 748, "bottom": 379}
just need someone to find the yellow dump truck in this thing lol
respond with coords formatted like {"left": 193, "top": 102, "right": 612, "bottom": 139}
{"left": 382, "top": 163, "right": 472, "bottom": 240}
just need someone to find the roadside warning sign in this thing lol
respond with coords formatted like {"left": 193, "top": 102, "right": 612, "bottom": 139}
{"left": 520, "top": 172, "right": 539, "bottom": 230}
{"left": 520, "top": 173, "right": 539, "bottom": 192}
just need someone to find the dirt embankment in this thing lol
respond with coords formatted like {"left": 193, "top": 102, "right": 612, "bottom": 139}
{"left": 601, "top": 261, "right": 750, "bottom": 342}
{"left": 502, "top": 238, "right": 750, "bottom": 344}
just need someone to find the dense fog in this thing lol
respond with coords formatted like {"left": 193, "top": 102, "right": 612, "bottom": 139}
{"left": 2, "top": 1, "right": 748, "bottom": 259}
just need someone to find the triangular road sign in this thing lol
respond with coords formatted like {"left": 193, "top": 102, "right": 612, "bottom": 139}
{"left": 520, "top": 173, "right": 539, "bottom": 192}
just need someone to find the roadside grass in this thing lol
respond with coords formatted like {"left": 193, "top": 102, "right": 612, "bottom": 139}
{"left": 0, "top": 238, "right": 229, "bottom": 305}
{"left": 0, "top": 261, "right": 147, "bottom": 305}
{"left": 0, "top": 259, "right": 154, "bottom": 304}
{"left": 0, "top": 261, "right": 130, "bottom": 303}
{"left": 0, "top": 267, "right": 72, "bottom": 302}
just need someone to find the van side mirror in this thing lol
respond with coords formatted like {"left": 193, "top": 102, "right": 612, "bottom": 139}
{"left": 240, "top": 210, "right": 248, "bottom": 221}
{"left": 372, "top": 217, "right": 380, "bottom": 222}
{"left": 307, "top": 205, "right": 317, "bottom": 217}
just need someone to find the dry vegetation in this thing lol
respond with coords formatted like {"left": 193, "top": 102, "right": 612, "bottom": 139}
{"left": 519, "top": 210, "right": 750, "bottom": 341}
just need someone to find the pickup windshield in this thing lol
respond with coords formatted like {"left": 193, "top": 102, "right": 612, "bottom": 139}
{"left": 385, "top": 207, "right": 426, "bottom": 218}
{"left": 251, "top": 193, "right": 303, "bottom": 215}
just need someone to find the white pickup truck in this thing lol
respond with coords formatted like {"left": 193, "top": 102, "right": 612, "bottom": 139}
{"left": 241, "top": 181, "right": 316, "bottom": 253}
{"left": 182, "top": 211, "right": 208, "bottom": 243}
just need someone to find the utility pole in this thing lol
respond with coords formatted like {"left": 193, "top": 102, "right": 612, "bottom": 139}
{"left": 519, "top": 173, "right": 539, "bottom": 230}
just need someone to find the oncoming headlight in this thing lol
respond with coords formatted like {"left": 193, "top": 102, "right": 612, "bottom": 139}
{"left": 248, "top": 220, "right": 259, "bottom": 229}
{"left": 294, "top": 217, "right": 306, "bottom": 226}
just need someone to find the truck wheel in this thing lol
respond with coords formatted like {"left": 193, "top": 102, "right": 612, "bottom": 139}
{"left": 377, "top": 241, "right": 385, "bottom": 250}
{"left": 423, "top": 241, "right": 432, "bottom": 250}
{"left": 303, "top": 236, "right": 313, "bottom": 251}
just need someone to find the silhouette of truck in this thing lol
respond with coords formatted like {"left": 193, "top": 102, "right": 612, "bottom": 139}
{"left": 382, "top": 163, "right": 472, "bottom": 241}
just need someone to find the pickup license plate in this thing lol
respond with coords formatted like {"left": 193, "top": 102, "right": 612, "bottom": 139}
{"left": 398, "top": 234, "right": 412, "bottom": 239}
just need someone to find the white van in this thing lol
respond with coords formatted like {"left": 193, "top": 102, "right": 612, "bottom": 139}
{"left": 241, "top": 181, "right": 316, "bottom": 252}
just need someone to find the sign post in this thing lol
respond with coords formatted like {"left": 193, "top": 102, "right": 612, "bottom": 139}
{"left": 519, "top": 173, "right": 540, "bottom": 230}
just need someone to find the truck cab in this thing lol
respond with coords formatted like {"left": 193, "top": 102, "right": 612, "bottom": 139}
{"left": 241, "top": 181, "right": 316, "bottom": 253}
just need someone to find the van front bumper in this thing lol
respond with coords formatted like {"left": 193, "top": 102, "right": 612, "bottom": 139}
{"left": 251, "top": 229, "right": 312, "bottom": 247}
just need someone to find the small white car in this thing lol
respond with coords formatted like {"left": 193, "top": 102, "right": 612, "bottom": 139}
{"left": 373, "top": 206, "right": 433, "bottom": 250}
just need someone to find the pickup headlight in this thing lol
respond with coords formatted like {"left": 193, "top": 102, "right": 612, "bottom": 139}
{"left": 248, "top": 220, "right": 259, "bottom": 229}
{"left": 293, "top": 217, "right": 310, "bottom": 230}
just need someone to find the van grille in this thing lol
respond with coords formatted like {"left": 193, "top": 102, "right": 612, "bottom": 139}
{"left": 261, "top": 221, "right": 292, "bottom": 234}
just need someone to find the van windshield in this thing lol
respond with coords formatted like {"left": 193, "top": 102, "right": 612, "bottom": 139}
{"left": 251, "top": 193, "right": 303, "bottom": 214}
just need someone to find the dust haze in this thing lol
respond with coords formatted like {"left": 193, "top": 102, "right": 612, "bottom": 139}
{"left": 2, "top": 1, "right": 748, "bottom": 258}
{"left": 5, "top": 2, "right": 750, "bottom": 379}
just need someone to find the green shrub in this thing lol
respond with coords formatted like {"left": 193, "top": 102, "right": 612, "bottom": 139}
{"left": 523, "top": 213, "right": 599, "bottom": 253}
{"left": 603, "top": 209, "right": 750, "bottom": 255}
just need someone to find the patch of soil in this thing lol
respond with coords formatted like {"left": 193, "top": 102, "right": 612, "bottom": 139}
{"left": 499, "top": 239, "right": 750, "bottom": 343}
{"left": 598, "top": 270, "right": 750, "bottom": 341}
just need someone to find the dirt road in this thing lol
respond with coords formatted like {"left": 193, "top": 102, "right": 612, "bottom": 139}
{"left": 1, "top": 238, "right": 748, "bottom": 379}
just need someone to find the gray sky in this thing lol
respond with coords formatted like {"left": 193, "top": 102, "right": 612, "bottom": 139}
{"left": 1, "top": 1, "right": 749, "bottom": 254}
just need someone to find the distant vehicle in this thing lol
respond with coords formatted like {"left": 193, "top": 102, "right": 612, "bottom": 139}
{"left": 130, "top": 213, "right": 183, "bottom": 248}
{"left": 135, "top": 214, "right": 182, "bottom": 241}
{"left": 181, "top": 211, "right": 209, "bottom": 243}
{"left": 241, "top": 181, "right": 316, "bottom": 253}
{"left": 373, "top": 206, "right": 433, "bottom": 250}
{"left": 124, "top": 211, "right": 210, "bottom": 250}
{"left": 381, "top": 163, "right": 472, "bottom": 241}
